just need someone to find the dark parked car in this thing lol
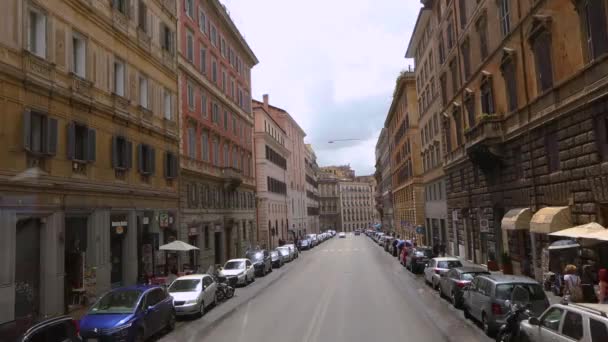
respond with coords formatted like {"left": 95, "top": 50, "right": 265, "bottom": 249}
{"left": 0, "top": 315, "right": 81, "bottom": 342}
{"left": 80, "top": 285, "right": 175, "bottom": 342}
{"left": 404, "top": 246, "right": 434, "bottom": 273}
{"left": 438, "top": 267, "right": 490, "bottom": 308}
{"left": 270, "top": 250, "right": 284, "bottom": 268}
{"left": 245, "top": 249, "right": 272, "bottom": 276}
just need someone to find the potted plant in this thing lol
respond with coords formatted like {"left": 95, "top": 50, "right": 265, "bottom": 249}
{"left": 487, "top": 251, "right": 499, "bottom": 271}
{"left": 501, "top": 252, "right": 513, "bottom": 274}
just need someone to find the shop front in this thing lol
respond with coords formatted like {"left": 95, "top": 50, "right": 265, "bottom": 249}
{"left": 501, "top": 208, "right": 533, "bottom": 276}
{"left": 529, "top": 206, "right": 572, "bottom": 281}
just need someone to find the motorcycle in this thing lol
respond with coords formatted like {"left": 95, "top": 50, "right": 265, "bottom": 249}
{"left": 214, "top": 275, "right": 235, "bottom": 301}
{"left": 496, "top": 285, "right": 532, "bottom": 342}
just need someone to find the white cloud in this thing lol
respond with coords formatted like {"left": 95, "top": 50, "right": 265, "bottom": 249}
{"left": 221, "top": 0, "right": 420, "bottom": 175}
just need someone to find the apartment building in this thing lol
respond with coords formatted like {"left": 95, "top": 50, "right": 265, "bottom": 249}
{"left": 177, "top": 0, "right": 258, "bottom": 270}
{"left": 0, "top": 0, "right": 180, "bottom": 323}
{"left": 386, "top": 71, "right": 425, "bottom": 242}
{"left": 375, "top": 128, "right": 394, "bottom": 232}
{"left": 319, "top": 171, "right": 342, "bottom": 231}
{"left": 339, "top": 177, "right": 376, "bottom": 232}
{"left": 305, "top": 144, "right": 320, "bottom": 234}
{"left": 406, "top": 3, "right": 449, "bottom": 250}
{"left": 252, "top": 101, "right": 289, "bottom": 249}
{"left": 434, "top": 0, "right": 608, "bottom": 278}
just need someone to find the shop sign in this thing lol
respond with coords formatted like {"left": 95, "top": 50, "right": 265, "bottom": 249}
{"left": 159, "top": 212, "right": 169, "bottom": 228}
{"left": 111, "top": 220, "right": 127, "bottom": 235}
{"left": 188, "top": 227, "right": 198, "bottom": 236}
{"left": 452, "top": 210, "right": 459, "bottom": 222}
{"left": 143, "top": 217, "right": 150, "bottom": 225}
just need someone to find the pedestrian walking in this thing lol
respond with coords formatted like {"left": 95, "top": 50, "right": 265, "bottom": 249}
{"left": 564, "top": 264, "right": 583, "bottom": 303}
{"left": 392, "top": 237, "right": 399, "bottom": 257}
{"left": 598, "top": 268, "right": 608, "bottom": 304}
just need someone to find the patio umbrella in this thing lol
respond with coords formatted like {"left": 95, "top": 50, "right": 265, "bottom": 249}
{"left": 159, "top": 241, "right": 199, "bottom": 272}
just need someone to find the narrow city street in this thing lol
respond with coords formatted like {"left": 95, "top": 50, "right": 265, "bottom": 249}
{"left": 161, "top": 235, "right": 491, "bottom": 342}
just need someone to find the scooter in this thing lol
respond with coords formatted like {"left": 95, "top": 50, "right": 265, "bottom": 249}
{"left": 214, "top": 275, "right": 235, "bottom": 301}
{"left": 495, "top": 303, "right": 531, "bottom": 342}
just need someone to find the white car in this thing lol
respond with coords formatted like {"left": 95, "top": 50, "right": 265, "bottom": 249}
{"left": 284, "top": 244, "right": 299, "bottom": 259}
{"left": 423, "top": 257, "right": 463, "bottom": 290}
{"left": 338, "top": 232, "right": 346, "bottom": 238}
{"left": 168, "top": 274, "right": 218, "bottom": 316}
{"left": 219, "top": 258, "right": 255, "bottom": 286}
{"left": 277, "top": 246, "right": 294, "bottom": 261}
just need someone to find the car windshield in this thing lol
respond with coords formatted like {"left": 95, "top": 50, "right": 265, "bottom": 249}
{"left": 495, "top": 283, "right": 547, "bottom": 301}
{"left": 270, "top": 251, "right": 279, "bottom": 257}
{"left": 224, "top": 261, "right": 245, "bottom": 270}
{"left": 278, "top": 249, "right": 289, "bottom": 255}
{"left": 89, "top": 290, "right": 142, "bottom": 314}
{"left": 247, "top": 252, "right": 264, "bottom": 262}
{"left": 461, "top": 272, "right": 489, "bottom": 281}
{"left": 437, "top": 260, "right": 462, "bottom": 269}
{"left": 168, "top": 279, "right": 201, "bottom": 293}
{"left": 415, "top": 249, "right": 433, "bottom": 258}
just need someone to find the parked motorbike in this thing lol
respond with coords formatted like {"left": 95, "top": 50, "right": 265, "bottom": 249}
{"left": 495, "top": 303, "right": 530, "bottom": 342}
{"left": 214, "top": 275, "right": 235, "bottom": 301}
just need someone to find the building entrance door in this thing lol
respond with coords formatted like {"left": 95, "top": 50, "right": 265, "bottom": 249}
{"left": 214, "top": 231, "right": 222, "bottom": 265}
{"left": 15, "top": 218, "right": 41, "bottom": 321}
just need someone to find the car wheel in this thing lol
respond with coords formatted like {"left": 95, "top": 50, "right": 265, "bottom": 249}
{"left": 244, "top": 275, "right": 249, "bottom": 285}
{"left": 252, "top": 274, "right": 256, "bottom": 282}
{"left": 451, "top": 292, "right": 459, "bottom": 308}
{"left": 434, "top": 279, "right": 440, "bottom": 291}
{"left": 482, "top": 313, "right": 494, "bottom": 337}
{"left": 199, "top": 301, "right": 206, "bottom": 317}
{"left": 463, "top": 306, "right": 472, "bottom": 320}
{"left": 166, "top": 311, "right": 176, "bottom": 331}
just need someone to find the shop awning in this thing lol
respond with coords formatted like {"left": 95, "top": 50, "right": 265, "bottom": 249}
{"left": 530, "top": 206, "right": 571, "bottom": 234}
{"left": 549, "top": 222, "right": 606, "bottom": 239}
{"left": 501, "top": 208, "right": 532, "bottom": 230}
{"left": 585, "top": 226, "right": 608, "bottom": 241}
{"left": 159, "top": 240, "right": 199, "bottom": 251}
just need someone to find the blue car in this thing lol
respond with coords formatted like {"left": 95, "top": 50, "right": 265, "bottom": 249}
{"left": 80, "top": 285, "right": 175, "bottom": 342}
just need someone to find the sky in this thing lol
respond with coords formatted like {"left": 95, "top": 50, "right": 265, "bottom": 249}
{"left": 222, "top": 0, "right": 420, "bottom": 175}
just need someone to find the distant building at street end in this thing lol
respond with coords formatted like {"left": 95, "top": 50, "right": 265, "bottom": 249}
{"left": 339, "top": 176, "right": 376, "bottom": 232}
{"left": 375, "top": 128, "right": 394, "bottom": 232}
{"left": 319, "top": 171, "right": 342, "bottom": 231}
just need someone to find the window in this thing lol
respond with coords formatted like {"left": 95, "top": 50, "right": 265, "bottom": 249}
{"left": 164, "top": 152, "right": 178, "bottom": 179}
{"left": 67, "top": 122, "right": 96, "bottom": 162}
{"left": 212, "top": 102, "right": 219, "bottom": 123}
{"left": 163, "top": 89, "right": 172, "bottom": 120}
{"left": 185, "top": 0, "right": 194, "bottom": 16}
{"left": 232, "top": 115, "right": 237, "bottom": 135}
{"left": 461, "top": 39, "right": 471, "bottom": 80}
{"left": 440, "top": 74, "right": 448, "bottom": 105}
{"left": 439, "top": 39, "right": 446, "bottom": 65}
{"left": 480, "top": 77, "right": 495, "bottom": 114}
{"left": 187, "top": 82, "right": 194, "bottom": 110}
{"left": 222, "top": 70, "right": 226, "bottom": 92}
{"left": 223, "top": 110, "right": 228, "bottom": 131}
{"left": 198, "top": 9, "right": 207, "bottom": 34}
{"left": 187, "top": 126, "right": 196, "bottom": 159}
{"left": 447, "top": 19, "right": 454, "bottom": 50}
{"left": 477, "top": 17, "right": 489, "bottom": 60}
{"left": 212, "top": 138, "right": 219, "bottom": 165}
{"left": 454, "top": 108, "right": 463, "bottom": 146}
{"left": 72, "top": 32, "right": 86, "bottom": 78}
{"left": 561, "top": 311, "right": 583, "bottom": 340}
{"left": 545, "top": 130, "right": 560, "bottom": 172}
{"left": 531, "top": 28, "right": 554, "bottom": 92}
{"left": 160, "top": 23, "right": 174, "bottom": 54}
{"left": 186, "top": 30, "right": 194, "bottom": 62}
{"left": 499, "top": 0, "right": 511, "bottom": 36}
{"left": 114, "top": 58, "right": 125, "bottom": 96}
{"left": 464, "top": 93, "right": 475, "bottom": 127}
{"left": 112, "top": 0, "right": 128, "bottom": 14}
{"left": 233, "top": 147, "right": 238, "bottom": 168}
{"left": 211, "top": 24, "right": 217, "bottom": 47}
{"left": 23, "top": 110, "right": 57, "bottom": 156}
{"left": 138, "top": 144, "right": 155, "bottom": 175}
{"left": 200, "top": 48, "right": 207, "bottom": 74}
{"left": 231, "top": 78, "right": 235, "bottom": 99}
{"left": 28, "top": 7, "right": 47, "bottom": 58}
{"left": 111, "top": 136, "right": 132, "bottom": 170}
{"left": 501, "top": 55, "right": 518, "bottom": 112}
{"left": 579, "top": 0, "right": 608, "bottom": 61}
{"left": 201, "top": 93, "right": 207, "bottom": 118}
{"left": 458, "top": 0, "right": 467, "bottom": 29}
{"left": 449, "top": 59, "right": 459, "bottom": 97}
{"left": 221, "top": 37, "right": 226, "bottom": 57}
{"left": 138, "top": 0, "right": 148, "bottom": 33}
{"left": 223, "top": 144, "right": 229, "bottom": 167}
{"left": 590, "top": 318, "right": 608, "bottom": 341}
{"left": 139, "top": 75, "right": 148, "bottom": 109}
{"left": 201, "top": 131, "right": 209, "bottom": 161}
{"left": 212, "top": 59, "right": 217, "bottom": 83}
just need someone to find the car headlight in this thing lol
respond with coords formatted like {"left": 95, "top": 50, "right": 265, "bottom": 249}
{"left": 106, "top": 322, "right": 133, "bottom": 336}
{"left": 185, "top": 299, "right": 198, "bottom": 304}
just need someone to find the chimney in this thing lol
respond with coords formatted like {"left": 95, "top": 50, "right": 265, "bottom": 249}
{"left": 263, "top": 94, "right": 269, "bottom": 111}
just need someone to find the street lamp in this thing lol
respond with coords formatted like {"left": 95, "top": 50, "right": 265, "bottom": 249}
{"left": 328, "top": 138, "right": 363, "bottom": 144}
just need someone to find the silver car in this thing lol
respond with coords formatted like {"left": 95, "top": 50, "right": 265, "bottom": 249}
{"left": 168, "top": 274, "right": 218, "bottom": 317}
{"left": 462, "top": 274, "right": 549, "bottom": 337}
{"left": 284, "top": 244, "right": 299, "bottom": 259}
{"left": 423, "top": 257, "right": 463, "bottom": 290}
{"left": 277, "top": 246, "right": 292, "bottom": 262}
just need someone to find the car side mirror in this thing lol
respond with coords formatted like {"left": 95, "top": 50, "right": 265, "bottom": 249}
{"left": 528, "top": 317, "right": 540, "bottom": 326}
{"left": 147, "top": 305, "right": 154, "bottom": 312}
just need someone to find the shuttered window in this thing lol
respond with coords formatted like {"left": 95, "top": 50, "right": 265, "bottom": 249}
{"left": 137, "top": 143, "right": 155, "bottom": 175}
{"left": 545, "top": 130, "right": 560, "bottom": 172}
{"left": 111, "top": 136, "right": 132, "bottom": 170}
{"left": 187, "top": 126, "right": 196, "bottom": 158}
{"left": 454, "top": 108, "right": 463, "bottom": 146}
{"left": 164, "top": 152, "right": 178, "bottom": 179}
{"left": 579, "top": 0, "right": 608, "bottom": 61}
{"left": 531, "top": 29, "right": 554, "bottom": 92}
{"left": 464, "top": 94, "right": 475, "bottom": 128}
{"left": 480, "top": 77, "right": 495, "bottom": 115}
{"left": 67, "top": 122, "right": 96, "bottom": 162}
{"left": 501, "top": 56, "right": 518, "bottom": 112}
{"left": 23, "top": 110, "right": 57, "bottom": 156}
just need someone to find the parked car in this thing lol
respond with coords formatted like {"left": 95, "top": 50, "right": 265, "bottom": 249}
{"left": 338, "top": 232, "right": 346, "bottom": 238}
{"left": 168, "top": 274, "right": 217, "bottom": 317}
{"left": 519, "top": 303, "right": 608, "bottom": 342}
{"left": 405, "top": 247, "right": 434, "bottom": 273}
{"left": 423, "top": 257, "right": 463, "bottom": 290}
{"left": 245, "top": 249, "right": 272, "bottom": 276}
{"left": 277, "top": 246, "right": 293, "bottom": 262}
{"left": 80, "top": 285, "right": 175, "bottom": 342}
{"left": 462, "top": 275, "right": 550, "bottom": 337}
{"left": 306, "top": 234, "right": 319, "bottom": 247}
{"left": 438, "top": 267, "right": 490, "bottom": 308}
{"left": 219, "top": 258, "right": 256, "bottom": 286}
{"left": 354, "top": 230, "right": 361, "bottom": 235}
{"left": 284, "top": 244, "right": 299, "bottom": 259}
{"left": 299, "top": 238, "right": 311, "bottom": 250}
{"left": 270, "top": 249, "right": 284, "bottom": 268}
{"left": 0, "top": 315, "right": 81, "bottom": 342}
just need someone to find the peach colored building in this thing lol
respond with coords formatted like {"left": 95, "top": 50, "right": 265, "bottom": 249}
{"left": 253, "top": 99, "right": 290, "bottom": 248}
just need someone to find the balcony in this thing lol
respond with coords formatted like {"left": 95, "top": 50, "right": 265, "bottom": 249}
{"left": 464, "top": 115, "right": 505, "bottom": 170}
{"left": 221, "top": 167, "right": 243, "bottom": 190}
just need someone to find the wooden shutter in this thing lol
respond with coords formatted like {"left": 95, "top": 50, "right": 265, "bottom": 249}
{"left": 23, "top": 110, "right": 32, "bottom": 152}
{"left": 590, "top": 0, "right": 608, "bottom": 57}
{"left": 87, "top": 128, "right": 96, "bottom": 162}
{"left": 126, "top": 140, "right": 133, "bottom": 169}
{"left": 67, "top": 122, "right": 75, "bottom": 160}
{"left": 172, "top": 153, "right": 178, "bottom": 178}
{"left": 186, "top": 183, "right": 192, "bottom": 207}
{"left": 148, "top": 146, "right": 155, "bottom": 175}
{"left": 163, "top": 152, "right": 169, "bottom": 178}
{"left": 111, "top": 136, "right": 119, "bottom": 168}
{"left": 138, "top": 143, "right": 144, "bottom": 173}
{"left": 46, "top": 117, "right": 58, "bottom": 156}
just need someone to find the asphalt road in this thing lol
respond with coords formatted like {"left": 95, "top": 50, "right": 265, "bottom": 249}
{"left": 161, "top": 234, "right": 492, "bottom": 342}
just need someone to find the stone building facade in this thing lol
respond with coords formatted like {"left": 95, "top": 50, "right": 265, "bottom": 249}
{"left": 305, "top": 144, "right": 320, "bottom": 234}
{"left": 0, "top": 0, "right": 180, "bottom": 323}
{"left": 319, "top": 171, "right": 342, "bottom": 231}
{"left": 406, "top": 4, "right": 449, "bottom": 249}
{"left": 177, "top": 0, "right": 258, "bottom": 271}
{"left": 386, "top": 71, "right": 425, "bottom": 241}
{"left": 339, "top": 178, "right": 376, "bottom": 232}
{"left": 433, "top": 0, "right": 608, "bottom": 278}
{"left": 252, "top": 100, "right": 289, "bottom": 249}
{"left": 375, "top": 128, "right": 394, "bottom": 231}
